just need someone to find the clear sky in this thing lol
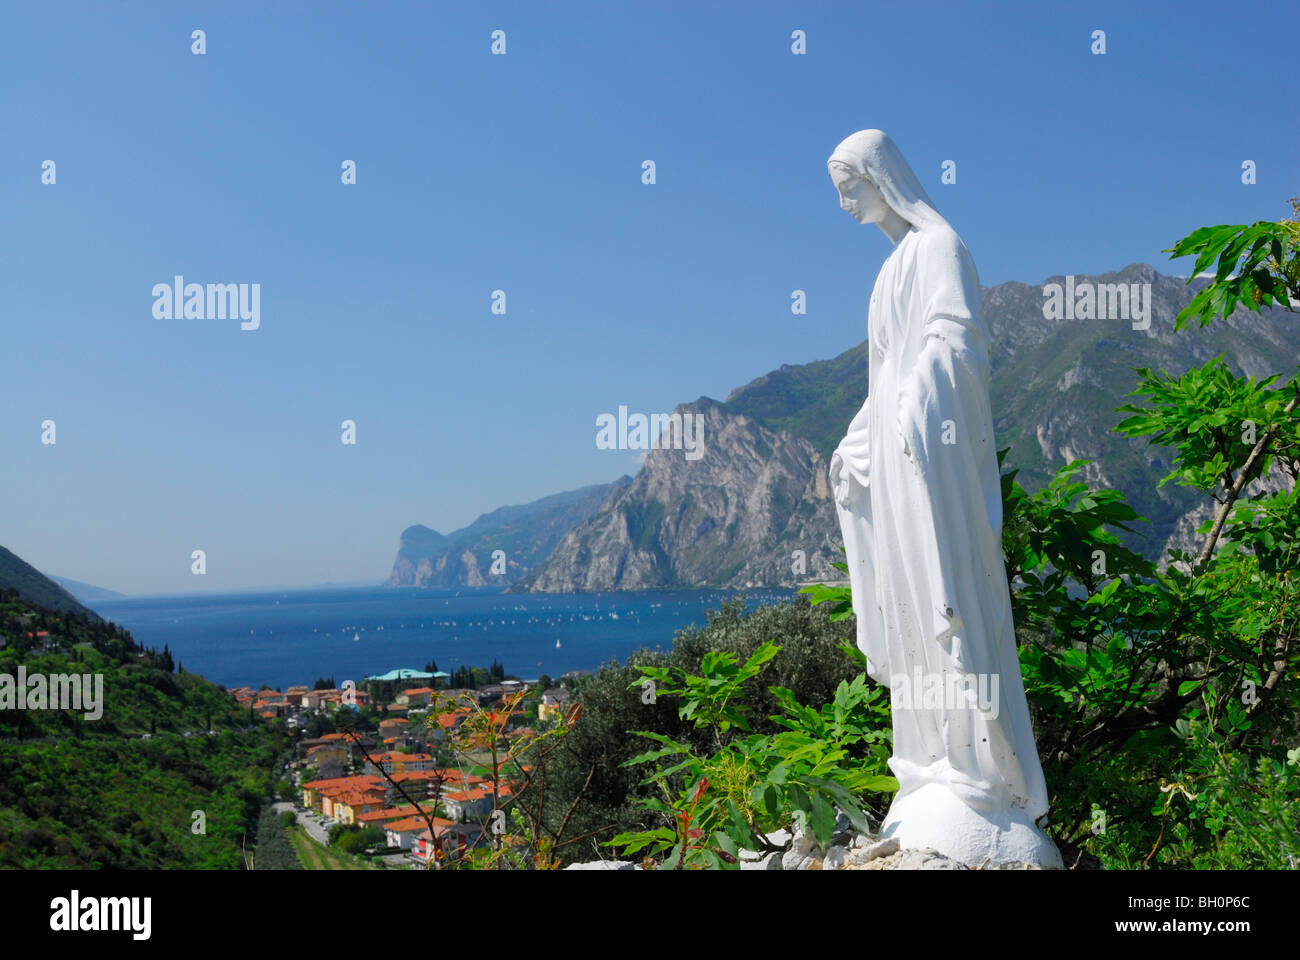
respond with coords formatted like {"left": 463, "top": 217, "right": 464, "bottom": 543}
{"left": 3, "top": 0, "right": 1297, "bottom": 595}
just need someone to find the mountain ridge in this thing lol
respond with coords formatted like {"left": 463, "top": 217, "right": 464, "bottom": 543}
{"left": 518, "top": 263, "right": 1299, "bottom": 591}
{"left": 386, "top": 477, "right": 633, "bottom": 587}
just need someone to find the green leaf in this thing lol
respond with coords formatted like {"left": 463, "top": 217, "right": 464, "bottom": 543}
{"left": 809, "top": 793, "right": 836, "bottom": 847}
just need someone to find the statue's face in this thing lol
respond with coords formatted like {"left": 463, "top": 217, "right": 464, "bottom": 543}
{"left": 830, "top": 163, "right": 888, "bottom": 225}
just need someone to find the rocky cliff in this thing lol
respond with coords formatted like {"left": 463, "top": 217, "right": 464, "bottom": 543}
{"left": 386, "top": 478, "right": 632, "bottom": 587}
{"left": 515, "top": 400, "right": 841, "bottom": 592}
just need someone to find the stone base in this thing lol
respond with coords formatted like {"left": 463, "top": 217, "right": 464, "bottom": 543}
{"left": 879, "top": 783, "right": 1063, "bottom": 869}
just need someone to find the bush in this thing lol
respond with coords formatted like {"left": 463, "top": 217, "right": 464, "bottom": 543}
{"left": 534, "top": 596, "right": 861, "bottom": 865}
{"left": 253, "top": 805, "right": 302, "bottom": 870}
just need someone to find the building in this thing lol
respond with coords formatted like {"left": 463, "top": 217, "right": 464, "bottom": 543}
{"left": 301, "top": 775, "right": 386, "bottom": 813}
{"left": 397, "top": 687, "right": 437, "bottom": 708}
{"left": 440, "top": 787, "right": 494, "bottom": 821}
{"left": 305, "top": 743, "right": 349, "bottom": 778}
{"left": 364, "top": 752, "right": 434, "bottom": 776}
{"left": 366, "top": 668, "right": 450, "bottom": 684}
{"left": 412, "top": 822, "right": 485, "bottom": 863}
{"left": 377, "top": 717, "right": 411, "bottom": 741}
{"left": 331, "top": 789, "right": 389, "bottom": 824}
{"left": 385, "top": 815, "right": 451, "bottom": 852}
{"left": 538, "top": 688, "right": 571, "bottom": 722}
{"left": 356, "top": 805, "right": 427, "bottom": 828}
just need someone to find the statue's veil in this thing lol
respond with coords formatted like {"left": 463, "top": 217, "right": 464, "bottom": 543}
{"left": 827, "top": 130, "right": 950, "bottom": 233}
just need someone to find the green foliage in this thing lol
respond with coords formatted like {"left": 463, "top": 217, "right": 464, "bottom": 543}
{"left": 255, "top": 806, "right": 304, "bottom": 870}
{"left": 608, "top": 643, "right": 894, "bottom": 868}
{"left": 988, "top": 207, "right": 1300, "bottom": 868}
{"left": 0, "top": 592, "right": 290, "bottom": 868}
{"left": 1116, "top": 357, "right": 1296, "bottom": 494}
{"left": 1164, "top": 205, "right": 1300, "bottom": 330}
{"left": 330, "top": 823, "right": 385, "bottom": 855}
{"left": 529, "top": 597, "right": 862, "bottom": 865}
{"left": 797, "top": 558, "right": 853, "bottom": 622}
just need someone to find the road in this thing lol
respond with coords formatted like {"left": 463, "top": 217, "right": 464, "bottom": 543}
{"left": 272, "top": 800, "right": 331, "bottom": 845}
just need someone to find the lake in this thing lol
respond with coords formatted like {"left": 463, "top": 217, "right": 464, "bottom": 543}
{"left": 91, "top": 586, "right": 797, "bottom": 691}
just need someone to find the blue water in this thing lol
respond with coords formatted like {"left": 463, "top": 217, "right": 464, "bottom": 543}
{"left": 91, "top": 586, "right": 796, "bottom": 691}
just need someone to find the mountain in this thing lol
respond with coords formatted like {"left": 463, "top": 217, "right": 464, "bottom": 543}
{"left": 521, "top": 264, "right": 1299, "bottom": 591}
{"left": 0, "top": 546, "right": 101, "bottom": 619}
{"left": 386, "top": 477, "right": 633, "bottom": 587}
{"left": 515, "top": 399, "right": 840, "bottom": 592}
{"left": 50, "top": 575, "right": 126, "bottom": 604}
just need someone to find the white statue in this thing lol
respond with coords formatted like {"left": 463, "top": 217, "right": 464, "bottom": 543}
{"left": 827, "top": 130, "right": 1062, "bottom": 868}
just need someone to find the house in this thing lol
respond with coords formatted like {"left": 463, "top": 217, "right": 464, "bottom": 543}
{"left": 377, "top": 717, "right": 411, "bottom": 740}
{"left": 305, "top": 743, "right": 349, "bottom": 778}
{"left": 538, "top": 688, "right": 571, "bottom": 722}
{"left": 387, "top": 770, "right": 445, "bottom": 805}
{"left": 307, "top": 743, "right": 348, "bottom": 762}
{"left": 429, "top": 708, "right": 470, "bottom": 742}
{"left": 332, "top": 789, "right": 390, "bottom": 824}
{"left": 440, "top": 787, "right": 494, "bottom": 821}
{"left": 398, "top": 687, "right": 436, "bottom": 708}
{"left": 301, "top": 775, "right": 386, "bottom": 813}
{"left": 314, "top": 731, "right": 378, "bottom": 762}
{"left": 302, "top": 690, "right": 332, "bottom": 710}
{"left": 385, "top": 815, "right": 453, "bottom": 852}
{"left": 363, "top": 752, "right": 434, "bottom": 776}
{"left": 296, "top": 737, "right": 334, "bottom": 758}
{"left": 356, "top": 805, "right": 427, "bottom": 828}
{"left": 413, "top": 822, "right": 485, "bottom": 863}
{"left": 386, "top": 734, "right": 427, "bottom": 753}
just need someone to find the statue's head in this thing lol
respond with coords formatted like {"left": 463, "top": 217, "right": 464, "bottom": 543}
{"left": 829, "top": 161, "right": 889, "bottom": 225}
{"left": 827, "top": 129, "right": 947, "bottom": 234}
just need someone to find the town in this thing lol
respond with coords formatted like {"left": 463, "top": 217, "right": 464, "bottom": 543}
{"left": 227, "top": 664, "right": 581, "bottom": 868}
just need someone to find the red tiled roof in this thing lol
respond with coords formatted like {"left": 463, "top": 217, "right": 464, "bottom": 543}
{"left": 386, "top": 815, "right": 454, "bottom": 834}
{"left": 303, "top": 775, "right": 385, "bottom": 792}
{"left": 357, "top": 805, "right": 424, "bottom": 823}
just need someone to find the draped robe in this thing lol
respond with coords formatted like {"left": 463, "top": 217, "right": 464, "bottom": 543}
{"left": 830, "top": 224, "right": 1050, "bottom": 821}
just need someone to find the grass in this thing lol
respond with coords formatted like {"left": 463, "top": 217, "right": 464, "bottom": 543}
{"left": 286, "top": 824, "right": 379, "bottom": 871}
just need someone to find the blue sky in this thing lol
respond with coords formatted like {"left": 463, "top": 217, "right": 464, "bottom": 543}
{"left": 3, "top": 0, "right": 1297, "bottom": 594}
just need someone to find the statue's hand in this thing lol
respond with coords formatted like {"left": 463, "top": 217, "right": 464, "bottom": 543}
{"left": 898, "top": 332, "right": 955, "bottom": 465}
{"left": 829, "top": 451, "right": 849, "bottom": 506}
{"left": 897, "top": 376, "right": 926, "bottom": 465}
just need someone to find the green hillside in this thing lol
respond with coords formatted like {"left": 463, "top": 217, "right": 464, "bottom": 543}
{"left": 0, "top": 587, "right": 290, "bottom": 868}
{"left": 0, "top": 545, "right": 99, "bottom": 620}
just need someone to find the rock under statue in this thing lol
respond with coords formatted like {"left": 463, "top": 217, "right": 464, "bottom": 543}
{"left": 827, "top": 129, "right": 1062, "bottom": 868}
